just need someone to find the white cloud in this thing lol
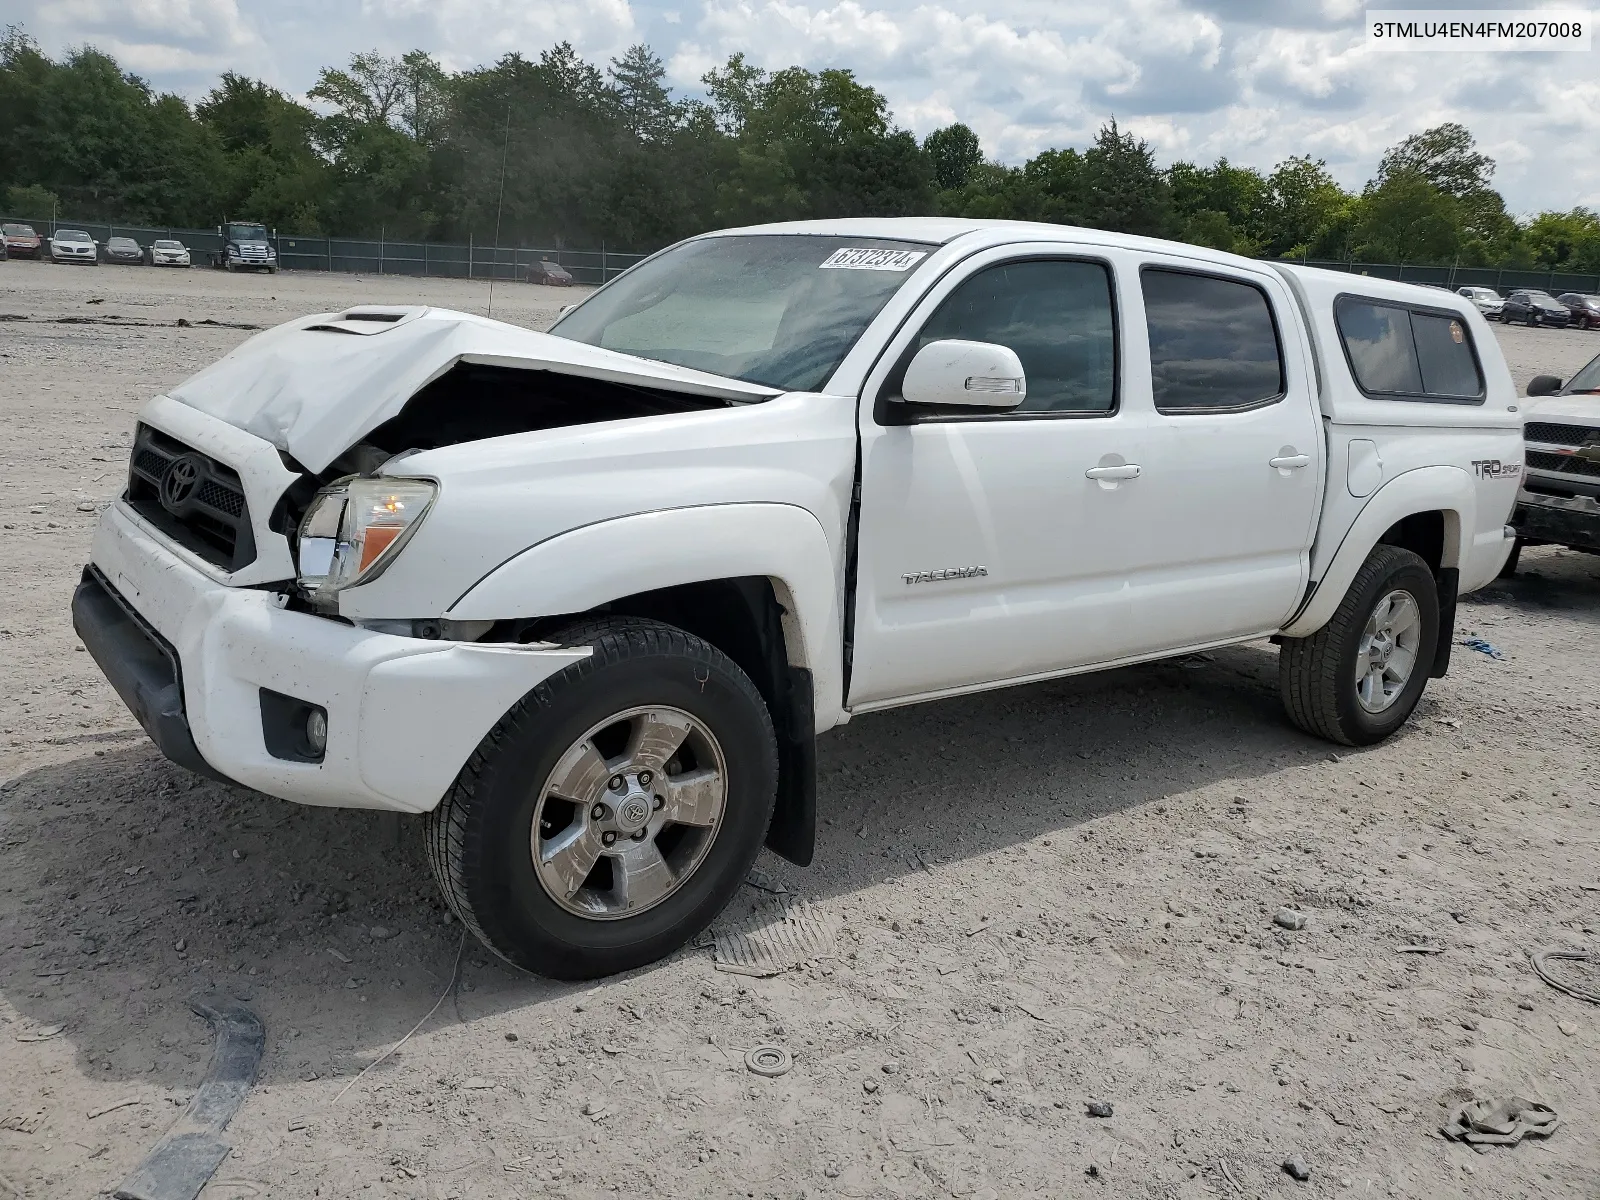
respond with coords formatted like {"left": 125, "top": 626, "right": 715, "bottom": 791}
{"left": 359, "top": 0, "right": 637, "bottom": 72}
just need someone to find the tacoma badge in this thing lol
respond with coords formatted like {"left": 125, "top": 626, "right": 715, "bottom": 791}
{"left": 903, "top": 566, "right": 989, "bottom": 585}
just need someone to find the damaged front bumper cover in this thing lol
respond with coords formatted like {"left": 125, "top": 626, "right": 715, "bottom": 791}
{"left": 80, "top": 500, "right": 589, "bottom": 812}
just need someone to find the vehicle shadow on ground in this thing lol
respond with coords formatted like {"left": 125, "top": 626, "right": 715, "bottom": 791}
{"left": 1467, "top": 545, "right": 1600, "bottom": 623}
{"left": 0, "top": 638, "right": 1370, "bottom": 1098}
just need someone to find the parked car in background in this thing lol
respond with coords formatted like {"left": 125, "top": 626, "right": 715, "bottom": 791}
{"left": 1505, "top": 350, "right": 1600, "bottom": 573}
{"left": 2, "top": 222, "right": 44, "bottom": 258}
{"left": 1500, "top": 289, "right": 1572, "bottom": 327}
{"left": 1556, "top": 293, "right": 1600, "bottom": 330}
{"left": 526, "top": 257, "right": 575, "bottom": 286}
{"left": 103, "top": 236, "right": 144, "bottom": 265}
{"left": 150, "top": 239, "right": 192, "bottom": 268}
{"left": 49, "top": 229, "right": 98, "bottom": 265}
{"left": 1457, "top": 285, "right": 1503, "bottom": 317}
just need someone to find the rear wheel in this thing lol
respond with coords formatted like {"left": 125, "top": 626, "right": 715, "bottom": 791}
{"left": 425, "top": 617, "right": 778, "bottom": 979}
{"left": 1279, "top": 545, "right": 1439, "bottom": 746}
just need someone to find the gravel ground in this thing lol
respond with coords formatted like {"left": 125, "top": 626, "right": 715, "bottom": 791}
{"left": 2, "top": 260, "right": 1599, "bottom": 1200}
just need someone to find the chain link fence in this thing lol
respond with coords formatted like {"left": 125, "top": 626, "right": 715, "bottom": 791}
{"left": 0, "top": 215, "right": 646, "bottom": 284}
{"left": 6, "top": 214, "right": 1596, "bottom": 293}
{"left": 1280, "top": 259, "right": 1600, "bottom": 294}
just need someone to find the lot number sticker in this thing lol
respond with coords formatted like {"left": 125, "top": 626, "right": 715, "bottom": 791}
{"left": 820, "top": 247, "right": 927, "bottom": 271}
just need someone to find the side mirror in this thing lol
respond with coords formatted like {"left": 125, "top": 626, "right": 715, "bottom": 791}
{"left": 901, "top": 339, "right": 1026, "bottom": 409}
{"left": 1526, "top": 374, "right": 1563, "bottom": 397}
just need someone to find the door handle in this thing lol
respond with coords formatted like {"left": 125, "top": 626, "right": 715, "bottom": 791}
{"left": 1085, "top": 464, "right": 1141, "bottom": 481}
{"left": 1269, "top": 454, "right": 1311, "bottom": 469}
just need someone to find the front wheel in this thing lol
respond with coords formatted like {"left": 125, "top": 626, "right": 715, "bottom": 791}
{"left": 425, "top": 616, "right": 778, "bottom": 979}
{"left": 1279, "top": 545, "right": 1440, "bottom": 746}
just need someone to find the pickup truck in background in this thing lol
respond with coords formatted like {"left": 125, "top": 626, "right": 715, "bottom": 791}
{"left": 1505, "top": 351, "right": 1600, "bottom": 573}
{"left": 72, "top": 219, "right": 1522, "bottom": 978}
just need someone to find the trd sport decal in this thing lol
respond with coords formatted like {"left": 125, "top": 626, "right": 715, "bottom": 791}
{"left": 1470, "top": 459, "right": 1521, "bottom": 479}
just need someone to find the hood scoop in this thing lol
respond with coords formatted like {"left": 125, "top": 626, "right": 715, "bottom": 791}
{"left": 304, "top": 306, "right": 423, "bottom": 336}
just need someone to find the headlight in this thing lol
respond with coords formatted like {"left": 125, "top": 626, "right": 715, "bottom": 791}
{"left": 296, "top": 477, "right": 437, "bottom": 598}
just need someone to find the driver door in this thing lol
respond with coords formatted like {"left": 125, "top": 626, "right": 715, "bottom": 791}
{"left": 848, "top": 247, "right": 1160, "bottom": 708}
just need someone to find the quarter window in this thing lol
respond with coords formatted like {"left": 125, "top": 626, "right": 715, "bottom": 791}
{"left": 910, "top": 259, "right": 1117, "bottom": 414}
{"left": 1141, "top": 269, "right": 1284, "bottom": 412}
{"left": 1335, "top": 297, "right": 1483, "bottom": 401}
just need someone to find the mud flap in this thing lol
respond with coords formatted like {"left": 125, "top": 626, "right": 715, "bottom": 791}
{"left": 1430, "top": 567, "right": 1459, "bottom": 679}
{"left": 763, "top": 665, "right": 816, "bottom": 867}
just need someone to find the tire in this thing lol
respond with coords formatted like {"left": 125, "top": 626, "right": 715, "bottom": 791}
{"left": 1527, "top": 311, "right": 1538, "bottom": 327}
{"left": 1279, "top": 544, "right": 1440, "bottom": 747}
{"left": 225, "top": 260, "right": 236, "bottom": 273}
{"left": 1498, "top": 538, "right": 1523, "bottom": 579}
{"left": 425, "top": 616, "right": 778, "bottom": 979}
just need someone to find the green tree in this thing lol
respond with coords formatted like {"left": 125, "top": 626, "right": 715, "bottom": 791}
{"left": 1263, "top": 156, "right": 1347, "bottom": 258}
{"left": 196, "top": 73, "right": 327, "bottom": 229}
{"left": 1169, "top": 158, "right": 1269, "bottom": 253}
{"left": 923, "top": 123, "right": 982, "bottom": 191}
{"left": 609, "top": 44, "right": 677, "bottom": 142}
{"left": 1376, "top": 122, "right": 1493, "bottom": 199}
{"left": 1081, "top": 120, "right": 1170, "bottom": 236}
{"left": 1355, "top": 170, "right": 1463, "bottom": 263}
{"left": 1522, "top": 209, "right": 1600, "bottom": 273}
{"left": 5, "top": 182, "right": 56, "bottom": 219}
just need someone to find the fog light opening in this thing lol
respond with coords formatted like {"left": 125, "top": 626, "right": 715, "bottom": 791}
{"left": 305, "top": 708, "right": 328, "bottom": 755}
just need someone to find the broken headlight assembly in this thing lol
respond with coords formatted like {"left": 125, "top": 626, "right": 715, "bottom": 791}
{"left": 296, "top": 477, "right": 437, "bottom": 601}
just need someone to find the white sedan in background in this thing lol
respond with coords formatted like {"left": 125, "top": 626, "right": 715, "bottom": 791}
{"left": 49, "top": 229, "right": 98, "bottom": 265}
{"left": 1457, "top": 285, "right": 1503, "bottom": 317}
{"left": 151, "top": 239, "right": 192, "bottom": 267}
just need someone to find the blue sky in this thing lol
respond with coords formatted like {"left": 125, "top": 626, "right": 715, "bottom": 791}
{"left": 5, "top": 0, "right": 1597, "bottom": 214}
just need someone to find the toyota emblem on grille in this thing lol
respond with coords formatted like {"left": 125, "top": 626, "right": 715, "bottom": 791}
{"left": 160, "top": 454, "right": 203, "bottom": 512}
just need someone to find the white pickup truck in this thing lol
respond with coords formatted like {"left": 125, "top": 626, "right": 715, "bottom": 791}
{"left": 75, "top": 219, "right": 1522, "bottom": 977}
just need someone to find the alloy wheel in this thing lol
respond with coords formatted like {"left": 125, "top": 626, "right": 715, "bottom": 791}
{"left": 530, "top": 706, "right": 727, "bottom": 920}
{"left": 1354, "top": 589, "right": 1423, "bottom": 714}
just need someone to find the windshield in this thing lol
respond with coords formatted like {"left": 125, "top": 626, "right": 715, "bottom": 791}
{"left": 550, "top": 234, "right": 935, "bottom": 391}
{"left": 57, "top": 230, "right": 89, "bottom": 241}
{"left": 154, "top": 240, "right": 181, "bottom": 249}
{"left": 228, "top": 224, "right": 268, "bottom": 241}
{"left": 1566, "top": 353, "right": 1600, "bottom": 394}
{"left": 111, "top": 238, "right": 136, "bottom": 247}
{"left": 3, "top": 224, "right": 34, "bottom": 236}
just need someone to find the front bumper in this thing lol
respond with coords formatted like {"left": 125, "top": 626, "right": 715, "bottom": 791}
{"left": 1514, "top": 491, "right": 1600, "bottom": 554}
{"left": 79, "top": 501, "right": 589, "bottom": 812}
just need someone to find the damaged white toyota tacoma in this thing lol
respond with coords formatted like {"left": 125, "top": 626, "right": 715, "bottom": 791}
{"left": 75, "top": 219, "right": 1522, "bottom": 978}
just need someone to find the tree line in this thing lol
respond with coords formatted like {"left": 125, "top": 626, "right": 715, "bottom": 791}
{"left": 1, "top": 24, "right": 1596, "bottom": 272}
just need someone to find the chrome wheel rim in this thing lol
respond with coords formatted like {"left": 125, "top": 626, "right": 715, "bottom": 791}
{"left": 1354, "top": 589, "right": 1422, "bottom": 714}
{"left": 530, "top": 706, "right": 727, "bottom": 920}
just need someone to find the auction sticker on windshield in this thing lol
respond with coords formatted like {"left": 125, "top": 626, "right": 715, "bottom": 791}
{"left": 819, "top": 247, "right": 927, "bottom": 271}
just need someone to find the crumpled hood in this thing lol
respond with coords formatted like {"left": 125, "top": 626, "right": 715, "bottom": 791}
{"left": 166, "top": 305, "right": 779, "bottom": 473}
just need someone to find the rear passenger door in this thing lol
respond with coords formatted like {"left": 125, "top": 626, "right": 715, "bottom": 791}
{"left": 1120, "top": 261, "right": 1323, "bottom": 652}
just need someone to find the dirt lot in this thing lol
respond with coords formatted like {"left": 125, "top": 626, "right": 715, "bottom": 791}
{"left": 2, "top": 259, "right": 1599, "bottom": 1200}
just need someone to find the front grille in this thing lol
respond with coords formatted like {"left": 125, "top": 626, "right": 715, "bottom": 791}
{"left": 1527, "top": 449, "right": 1600, "bottom": 479}
{"left": 1525, "top": 422, "right": 1597, "bottom": 447}
{"left": 125, "top": 424, "right": 256, "bottom": 570}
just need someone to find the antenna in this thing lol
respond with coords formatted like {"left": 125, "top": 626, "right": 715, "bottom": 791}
{"left": 486, "top": 103, "right": 512, "bottom": 319}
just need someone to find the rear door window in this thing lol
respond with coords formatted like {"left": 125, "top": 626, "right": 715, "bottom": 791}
{"left": 1334, "top": 297, "right": 1483, "bottom": 402}
{"left": 1141, "top": 269, "right": 1284, "bottom": 413}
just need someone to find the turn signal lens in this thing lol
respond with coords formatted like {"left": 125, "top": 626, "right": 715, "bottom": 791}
{"left": 296, "top": 477, "right": 436, "bottom": 598}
